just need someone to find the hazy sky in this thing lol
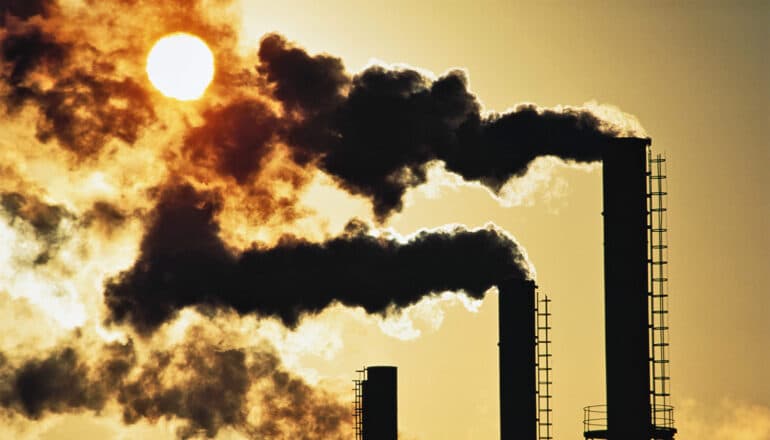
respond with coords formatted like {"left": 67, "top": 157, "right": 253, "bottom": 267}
{"left": 0, "top": 1, "right": 767, "bottom": 439}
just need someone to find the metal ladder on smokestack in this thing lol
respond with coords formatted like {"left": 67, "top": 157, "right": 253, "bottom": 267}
{"left": 647, "top": 151, "right": 676, "bottom": 437}
{"left": 353, "top": 368, "right": 365, "bottom": 440}
{"left": 536, "top": 292, "right": 553, "bottom": 440}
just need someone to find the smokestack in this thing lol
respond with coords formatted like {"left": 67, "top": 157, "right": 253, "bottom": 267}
{"left": 601, "top": 137, "right": 652, "bottom": 439}
{"left": 362, "top": 366, "right": 398, "bottom": 440}
{"left": 498, "top": 278, "right": 536, "bottom": 440}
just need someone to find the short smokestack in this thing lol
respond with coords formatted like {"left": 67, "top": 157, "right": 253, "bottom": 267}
{"left": 602, "top": 137, "right": 652, "bottom": 439}
{"left": 498, "top": 278, "right": 537, "bottom": 440}
{"left": 362, "top": 366, "right": 397, "bottom": 440}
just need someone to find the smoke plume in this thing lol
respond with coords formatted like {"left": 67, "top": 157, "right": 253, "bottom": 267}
{"left": 105, "top": 184, "right": 530, "bottom": 334}
{"left": 0, "top": 331, "right": 351, "bottom": 439}
{"left": 258, "top": 34, "right": 628, "bottom": 219}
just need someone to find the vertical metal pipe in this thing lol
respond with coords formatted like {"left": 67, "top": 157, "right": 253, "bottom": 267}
{"left": 498, "top": 278, "right": 536, "bottom": 440}
{"left": 362, "top": 366, "right": 397, "bottom": 440}
{"left": 602, "top": 137, "right": 652, "bottom": 439}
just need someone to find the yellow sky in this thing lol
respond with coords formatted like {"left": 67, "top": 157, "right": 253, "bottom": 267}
{"left": 1, "top": 1, "right": 767, "bottom": 439}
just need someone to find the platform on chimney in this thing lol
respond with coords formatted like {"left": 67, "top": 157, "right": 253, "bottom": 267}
{"left": 583, "top": 404, "right": 677, "bottom": 439}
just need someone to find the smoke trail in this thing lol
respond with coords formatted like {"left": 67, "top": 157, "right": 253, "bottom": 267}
{"left": 0, "top": 332, "right": 351, "bottom": 439}
{"left": 258, "top": 34, "right": 630, "bottom": 219}
{"left": 105, "top": 184, "right": 530, "bottom": 334}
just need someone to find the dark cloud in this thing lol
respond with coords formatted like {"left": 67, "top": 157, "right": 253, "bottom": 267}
{"left": 249, "top": 349, "right": 351, "bottom": 439}
{"left": 0, "top": 0, "right": 58, "bottom": 26}
{"left": 118, "top": 341, "right": 252, "bottom": 438}
{"left": 0, "top": 191, "right": 68, "bottom": 236}
{"left": 0, "top": 335, "right": 350, "bottom": 439}
{"left": 104, "top": 184, "right": 529, "bottom": 334}
{"left": 82, "top": 201, "right": 128, "bottom": 227}
{"left": 256, "top": 34, "right": 624, "bottom": 219}
{"left": 0, "top": 347, "right": 110, "bottom": 419}
{"left": 0, "top": 23, "right": 154, "bottom": 157}
{"left": 257, "top": 33, "right": 349, "bottom": 115}
{"left": 118, "top": 336, "right": 350, "bottom": 439}
{"left": 0, "top": 24, "right": 68, "bottom": 106}
{"left": 183, "top": 99, "right": 280, "bottom": 184}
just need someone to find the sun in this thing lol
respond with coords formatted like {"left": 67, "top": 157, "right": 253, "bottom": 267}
{"left": 146, "top": 33, "right": 215, "bottom": 101}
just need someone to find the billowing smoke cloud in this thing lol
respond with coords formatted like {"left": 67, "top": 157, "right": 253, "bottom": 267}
{"left": 0, "top": 347, "right": 108, "bottom": 419}
{"left": 0, "top": 0, "right": 57, "bottom": 26}
{"left": 0, "top": 332, "right": 351, "bottom": 439}
{"left": 105, "top": 184, "right": 530, "bottom": 334}
{"left": 258, "top": 34, "right": 627, "bottom": 219}
{"left": 0, "top": 191, "right": 68, "bottom": 237}
{"left": 0, "top": 21, "right": 154, "bottom": 157}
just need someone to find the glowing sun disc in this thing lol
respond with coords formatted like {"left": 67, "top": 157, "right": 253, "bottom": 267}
{"left": 146, "top": 33, "right": 215, "bottom": 101}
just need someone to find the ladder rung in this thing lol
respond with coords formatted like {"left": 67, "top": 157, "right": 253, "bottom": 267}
{"left": 653, "top": 342, "right": 669, "bottom": 347}
{"left": 651, "top": 326, "right": 669, "bottom": 330}
{"left": 538, "top": 353, "right": 552, "bottom": 357}
{"left": 652, "top": 310, "right": 669, "bottom": 314}
{"left": 652, "top": 359, "right": 670, "bottom": 364}
{"left": 654, "top": 376, "right": 671, "bottom": 380}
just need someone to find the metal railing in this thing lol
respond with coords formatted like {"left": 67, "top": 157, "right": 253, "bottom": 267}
{"left": 583, "top": 405, "right": 608, "bottom": 432}
{"left": 583, "top": 404, "right": 676, "bottom": 432}
{"left": 652, "top": 404, "right": 676, "bottom": 429}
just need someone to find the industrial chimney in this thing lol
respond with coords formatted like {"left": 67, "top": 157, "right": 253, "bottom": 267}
{"left": 354, "top": 366, "right": 398, "bottom": 440}
{"left": 498, "top": 278, "right": 537, "bottom": 440}
{"left": 600, "top": 137, "right": 654, "bottom": 439}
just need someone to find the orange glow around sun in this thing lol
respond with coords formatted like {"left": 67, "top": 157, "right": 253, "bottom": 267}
{"left": 146, "top": 33, "right": 215, "bottom": 101}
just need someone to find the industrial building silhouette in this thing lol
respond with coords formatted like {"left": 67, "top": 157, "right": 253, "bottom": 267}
{"left": 354, "top": 138, "right": 676, "bottom": 439}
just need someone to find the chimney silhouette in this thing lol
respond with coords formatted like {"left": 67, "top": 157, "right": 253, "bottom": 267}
{"left": 498, "top": 278, "right": 537, "bottom": 440}
{"left": 601, "top": 137, "right": 653, "bottom": 439}
{"left": 362, "top": 366, "right": 398, "bottom": 440}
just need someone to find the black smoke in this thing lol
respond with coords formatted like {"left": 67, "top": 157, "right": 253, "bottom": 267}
{"left": 105, "top": 184, "right": 529, "bottom": 334}
{"left": 0, "top": 334, "right": 351, "bottom": 439}
{"left": 258, "top": 34, "right": 622, "bottom": 219}
{"left": 0, "top": 0, "right": 57, "bottom": 26}
{"left": 0, "top": 347, "right": 108, "bottom": 419}
{"left": 0, "top": 22, "right": 154, "bottom": 157}
{"left": 0, "top": 191, "right": 68, "bottom": 236}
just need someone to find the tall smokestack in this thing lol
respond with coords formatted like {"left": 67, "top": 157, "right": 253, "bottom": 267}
{"left": 498, "top": 278, "right": 536, "bottom": 440}
{"left": 602, "top": 137, "right": 652, "bottom": 439}
{"left": 362, "top": 366, "right": 398, "bottom": 440}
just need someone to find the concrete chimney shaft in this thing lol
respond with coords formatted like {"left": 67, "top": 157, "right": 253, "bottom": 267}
{"left": 498, "top": 278, "right": 537, "bottom": 440}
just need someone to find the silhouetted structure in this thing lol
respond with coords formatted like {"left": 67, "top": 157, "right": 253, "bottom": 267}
{"left": 583, "top": 138, "right": 676, "bottom": 440}
{"left": 355, "top": 366, "right": 397, "bottom": 440}
{"left": 498, "top": 278, "right": 537, "bottom": 440}
{"left": 602, "top": 138, "right": 652, "bottom": 439}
